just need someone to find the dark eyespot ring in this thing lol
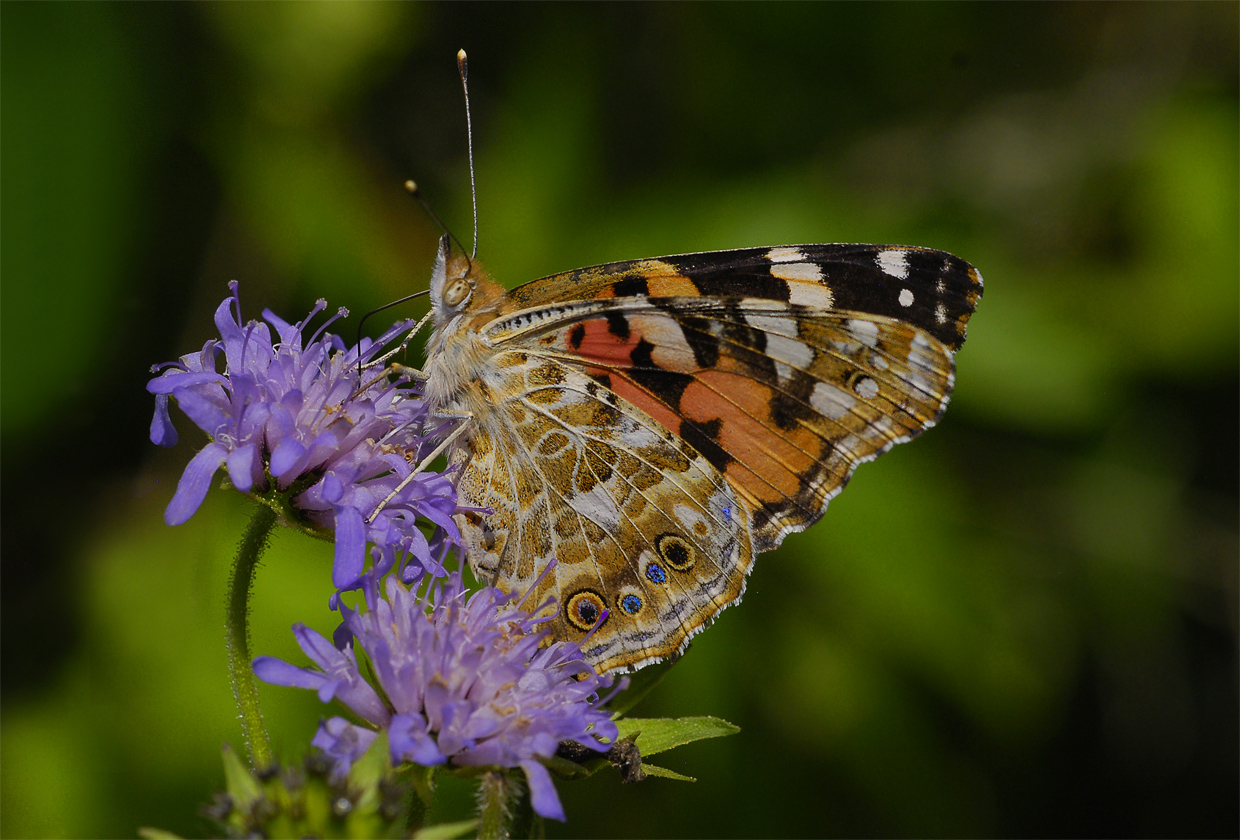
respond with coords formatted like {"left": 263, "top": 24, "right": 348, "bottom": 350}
{"left": 618, "top": 593, "right": 643, "bottom": 615}
{"left": 656, "top": 533, "right": 695, "bottom": 571}
{"left": 565, "top": 589, "right": 607, "bottom": 632}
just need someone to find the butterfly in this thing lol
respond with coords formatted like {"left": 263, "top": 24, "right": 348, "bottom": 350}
{"left": 413, "top": 235, "right": 982, "bottom": 674}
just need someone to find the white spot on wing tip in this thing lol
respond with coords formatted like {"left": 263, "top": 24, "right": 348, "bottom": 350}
{"left": 877, "top": 249, "right": 910, "bottom": 280}
{"left": 898, "top": 288, "right": 914, "bottom": 307}
{"left": 788, "top": 281, "right": 834, "bottom": 310}
{"left": 771, "top": 262, "right": 823, "bottom": 282}
{"left": 935, "top": 302, "right": 948, "bottom": 325}
{"left": 766, "top": 246, "right": 804, "bottom": 263}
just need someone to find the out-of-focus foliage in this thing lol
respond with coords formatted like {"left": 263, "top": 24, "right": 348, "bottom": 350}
{"left": 2, "top": 4, "right": 1235, "bottom": 838}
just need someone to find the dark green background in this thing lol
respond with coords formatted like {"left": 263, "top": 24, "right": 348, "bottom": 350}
{"left": 2, "top": 3, "right": 1236, "bottom": 837}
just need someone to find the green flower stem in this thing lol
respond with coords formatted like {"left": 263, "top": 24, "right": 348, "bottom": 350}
{"left": 477, "top": 770, "right": 519, "bottom": 840}
{"left": 226, "top": 504, "right": 277, "bottom": 769}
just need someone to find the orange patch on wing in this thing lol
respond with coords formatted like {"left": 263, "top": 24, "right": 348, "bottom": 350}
{"left": 680, "top": 372, "right": 817, "bottom": 504}
{"left": 604, "top": 371, "right": 685, "bottom": 439}
{"left": 578, "top": 260, "right": 697, "bottom": 298}
{"left": 564, "top": 314, "right": 829, "bottom": 507}
{"left": 505, "top": 259, "right": 702, "bottom": 309}
{"left": 560, "top": 316, "right": 689, "bottom": 437}
{"left": 569, "top": 318, "right": 634, "bottom": 365}
{"left": 642, "top": 276, "right": 699, "bottom": 297}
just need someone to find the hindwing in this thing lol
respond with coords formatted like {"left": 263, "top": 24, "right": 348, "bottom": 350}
{"left": 456, "top": 351, "right": 753, "bottom": 674}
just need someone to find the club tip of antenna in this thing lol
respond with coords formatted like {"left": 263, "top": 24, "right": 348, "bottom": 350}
{"left": 457, "top": 48, "right": 468, "bottom": 66}
{"left": 404, "top": 179, "right": 419, "bottom": 194}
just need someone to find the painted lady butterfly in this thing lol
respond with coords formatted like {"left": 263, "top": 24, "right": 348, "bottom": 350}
{"left": 416, "top": 236, "right": 982, "bottom": 674}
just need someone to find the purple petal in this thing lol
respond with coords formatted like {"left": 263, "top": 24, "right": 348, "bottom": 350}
{"left": 520, "top": 760, "right": 566, "bottom": 822}
{"left": 252, "top": 656, "right": 329, "bottom": 691}
{"left": 225, "top": 443, "right": 259, "bottom": 492}
{"left": 311, "top": 717, "right": 377, "bottom": 780}
{"left": 389, "top": 712, "right": 447, "bottom": 766}
{"left": 269, "top": 437, "right": 308, "bottom": 481}
{"left": 172, "top": 387, "right": 233, "bottom": 437}
{"left": 290, "top": 623, "right": 349, "bottom": 670}
{"left": 150, "top": 394, "right": 178, "bottom": 446}
{"left": 263, "top": 308, "right": 301, "bottom": 345}
{"left": 319, "top": 471, "right": 345, "bottom": 504}
{"left": 416, "top": 500, "right": 462, "bottom": 541}
{"left": 213, "top": 291, "right": 243, "bottom": 346}
{"left": 146, "top": 370, "right": 225, "bottom": 395}
{"left": 290, "top": 624, "right": 390, "bottom": 724}
{"left": 332, "top": 506, "right": 366, "bottom": 588}
{"left": 166, "top": 443, "right": 227, "bottom": 525}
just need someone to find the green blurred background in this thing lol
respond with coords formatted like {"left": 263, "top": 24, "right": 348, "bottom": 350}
{"left": 2, "top": 3, "right": 1236, "bottom": 837}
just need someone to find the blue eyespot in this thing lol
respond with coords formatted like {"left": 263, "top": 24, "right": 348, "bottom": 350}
{"left": 620, "top": 594, "right": 642, "bottom": 615}
{"left": 645, "top": 563, "right": 667, "bottom": 584}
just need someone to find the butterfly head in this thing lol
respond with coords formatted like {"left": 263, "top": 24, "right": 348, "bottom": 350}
{"left": 422, "top": 233, "right": 506, "bottom": 406}
{"left": 429, "top": 234, "right": 477, "bottom": 323}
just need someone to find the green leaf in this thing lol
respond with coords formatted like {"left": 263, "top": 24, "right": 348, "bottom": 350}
{"left": 414, "top": 819, "right": 480, "bottom": 839}
{"left": 614, "top": 716, "right": 740, "bottom": 757}
{"left": 136, "top": 829, "right": 184, "bottom": 840}
{"left": 347, "top": 731, "right": 392, "bottom": 810}
{"left": 402, "top": 762, "right": 437, "bottom": 806}
{"left": 603, "top": 659, "right": 676, "bottom": 717}
{"left": 541, "top": 753, "right": 606, "bottom": 780}
{"left": 220, "top": 743, "right": 262, "bottom": 808}
{"left": 640, "top": 763, "right": 696, "bottom": 782}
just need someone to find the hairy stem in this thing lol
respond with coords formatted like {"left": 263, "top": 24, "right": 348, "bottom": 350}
{"left": 226, "top": 504, "right": 277, "bottom": 769}
{"left": 477, "top": 770, "right": 520, "bottom": 840}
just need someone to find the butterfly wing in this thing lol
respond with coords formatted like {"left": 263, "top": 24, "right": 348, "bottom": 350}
{"left": 487, "top": 244, "right": 982, "bottom": 550}
{"left": 499, "top": 244, "right": 982, "bottom": 351}
{"left": 457, "top": 244, "right": 982, "bottom": 672}
{"left": 455, "top": 351, "right": 753, "bottom": 674}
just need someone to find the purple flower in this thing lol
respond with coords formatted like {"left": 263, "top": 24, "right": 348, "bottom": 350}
{"left": 148, "top": 282, "right": 459, "bottom": 595}
{"left": 254, "top": 571, "right": 621, "bottom": 821}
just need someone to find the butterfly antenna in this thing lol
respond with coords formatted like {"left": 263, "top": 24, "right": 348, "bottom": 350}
{"left": 457, "top": 48, "right": 478, "bottom": 260}
{"left": 404, "top": 180, "right": 472, "bottom": 271}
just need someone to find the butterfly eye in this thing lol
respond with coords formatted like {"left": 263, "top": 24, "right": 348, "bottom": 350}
{"left": 442, "top": 278, "right": 471, "bottom": 307}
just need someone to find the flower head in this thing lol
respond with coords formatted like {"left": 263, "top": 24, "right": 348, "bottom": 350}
{"left": 148, "top": 282, "right": 459, "bottom": 596}
{"left": 253, "top": 571, "right": 621, "bottom": 821}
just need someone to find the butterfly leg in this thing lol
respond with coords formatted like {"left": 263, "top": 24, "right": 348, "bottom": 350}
{"left": 389, "top": 362, "right": 428, "bottom": 382}
{"left": 351, "top": 363, "right": 424, "bottom": 406}
{"left": 366, "top": 308, "right": 437, "bottom": 372}
{"left": 366, "top": 409, "right": 474, "bottom": 522}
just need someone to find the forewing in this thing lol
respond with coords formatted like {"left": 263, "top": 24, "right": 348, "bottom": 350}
{"left": 498, "top": 243, "right": 983, "bottom": 351}
{"left": 486, "top": 245, "right": 980, "bottom": 552}
{"left": 456, "top": 351, "right": 754, "bottom": 674}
